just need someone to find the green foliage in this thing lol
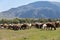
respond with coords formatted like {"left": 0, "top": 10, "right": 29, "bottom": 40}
{"left": 0, "top": 18, "right": 60, "bottom": 24}
{"left": 12, "top": 18, "right": 20, "bottom": 24}
{"left": 0, "top": 19, "right": 9, "bottom": 24}
{"left": 24, "top": 18, "right": 30, "bottom": 23}
{"left": 38, "top": 18, "right": 47, "bottom": 23}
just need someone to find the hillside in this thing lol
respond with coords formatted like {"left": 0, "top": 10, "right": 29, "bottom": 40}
{"left": 0, "top": 1, "right": 60, "bottom": 18}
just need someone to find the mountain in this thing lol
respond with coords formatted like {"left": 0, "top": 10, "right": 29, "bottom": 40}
{"left": 0, "top": 1, "right": 60, "bottom": 18}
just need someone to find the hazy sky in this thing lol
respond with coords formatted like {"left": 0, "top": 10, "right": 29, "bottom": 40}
{"left": 0, "top": 0, "right": 60, "bottom": 12}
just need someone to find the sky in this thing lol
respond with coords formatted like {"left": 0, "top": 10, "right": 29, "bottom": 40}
{"left": 0, "top": 0, "right": 60, "bottom": 12}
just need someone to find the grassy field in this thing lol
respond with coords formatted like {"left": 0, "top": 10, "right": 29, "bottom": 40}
{"left": 0, "top": 28, "right": 60, "bottom": 40}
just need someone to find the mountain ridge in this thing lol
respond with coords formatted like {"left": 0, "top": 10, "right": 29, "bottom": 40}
{"left": 0, "top": 1, "right": 60, "bottom": 18}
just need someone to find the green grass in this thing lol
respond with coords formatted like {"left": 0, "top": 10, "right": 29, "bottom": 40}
{"left": 0, "top": 28, "right": 60, "bottom": 40}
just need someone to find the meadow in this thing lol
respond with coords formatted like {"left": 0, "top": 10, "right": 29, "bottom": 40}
{"left": 0, "top": 28, "right": 60, "bottom": 40}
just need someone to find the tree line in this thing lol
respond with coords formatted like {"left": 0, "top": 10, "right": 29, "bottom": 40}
{"left": 0, "top": 18, "right": 60, "bottom": 24}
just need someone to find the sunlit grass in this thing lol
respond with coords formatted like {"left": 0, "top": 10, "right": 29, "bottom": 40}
{"left": 0, "top": 28, "right": 60, "bottom": 40}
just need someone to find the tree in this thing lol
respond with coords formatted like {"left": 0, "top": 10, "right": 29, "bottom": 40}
{"left": 0, "top": 19, "right": 9, "bottom": 24}
{"left": 12, "top": 18, "right": 20, "bottom": 24}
